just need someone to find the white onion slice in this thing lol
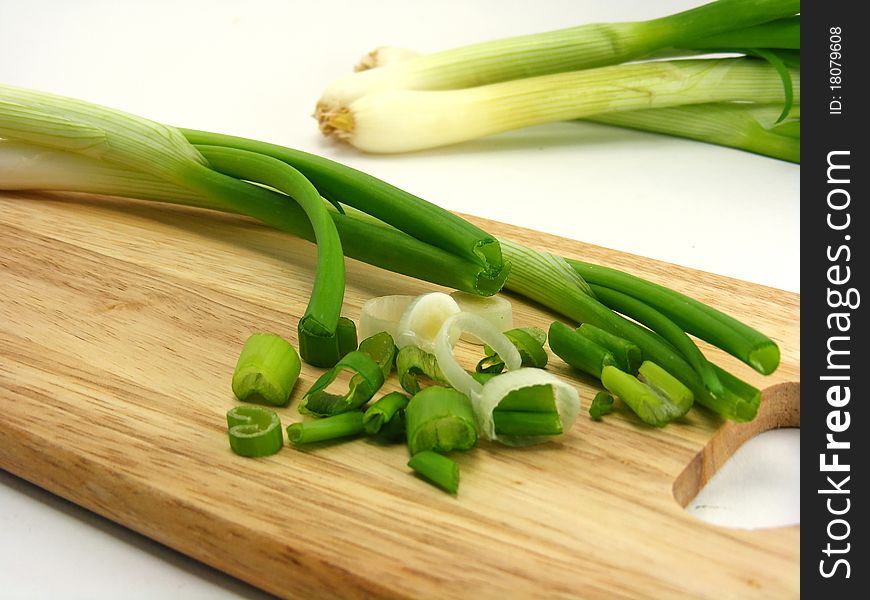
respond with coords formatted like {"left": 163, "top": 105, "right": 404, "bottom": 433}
{"left": 477, "top": 368, "right": 581, "bottom": 446}
{"left": 359, "top": 294, "right": 415, "bottom": 341}
{"left": 449, "top": 291, "right": 514, "bottom": 344}
{"left": 395, "top": 292, "right": 461, "bottom": 353}
{"left": 433, "top": 312, "right": 521, "bottom": 398}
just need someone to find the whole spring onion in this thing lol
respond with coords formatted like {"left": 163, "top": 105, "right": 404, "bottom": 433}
{"left": 317, "top": 0, "right": 799, "bottom": 108}
{"left": 318, "top": 57, "right": 798, "bottom": 153}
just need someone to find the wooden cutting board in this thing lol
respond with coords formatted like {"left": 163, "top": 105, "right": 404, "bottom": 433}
{"left": 0, "top": 191, "right": 799, "bottom": 599}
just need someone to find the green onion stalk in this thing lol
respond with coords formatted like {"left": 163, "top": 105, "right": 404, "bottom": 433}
{"left": 0, "top": 85, "right": 777, "bottom": 421}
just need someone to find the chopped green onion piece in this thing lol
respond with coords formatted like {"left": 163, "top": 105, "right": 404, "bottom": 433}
{"left": 407, "top": 451, "right": 459, "bottom": 495}
{"left": 226, "top": 406, "right": 284, "bottom": 457}
{"left": 396, "top": 345, "right": 450, "bottom": 395}
{"left": 377, "top": 412, "right": 407, "bottom": 442}
{"left": 576, "top": 323, "right": 642, "bottom": 374}
{"left": 492, "top": 411, "right": 563, "bottom": 437}
{"left": 405, "top": 387, "right": 477, "bottom": 456}
{"left": 589, "top": 392, "right": 615, "bottom": 421}
{"left": 358, "top": 331, "right": 398, "bottom": 379}
{"left": 476, "top": 368, "right": 580, "bottom": 446}
{"left": 493, "top": 384, "right": 558, "bottom": 412}
{"left": 297, "top": 316, "right": 358, "bottom": 369}
{"left": 477, "top": 327, "right": 548, "bottom": 374}
{"left": 231, "top": 333, "right": 301, "bottom": 407}
{"left": 298, "top": 350, "right": 385, "bottom": 417}
{"left": 286, "top": 412, "right": 365, "bottom": 445}
{"left": 548, "top": 321, "right": 615, "bottom": 379}
{"left": 363, "top": 391, "right": 409, "bottom": 434}
{"left": 600, "top": 362, "right": 693, "bottom": 427}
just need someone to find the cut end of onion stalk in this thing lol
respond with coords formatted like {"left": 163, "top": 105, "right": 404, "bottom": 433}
{"left": 315, "top": 103, "right": 355, "bottom": 142}
{"left": 748, "top": 341, "right": 781, "bottom": 375}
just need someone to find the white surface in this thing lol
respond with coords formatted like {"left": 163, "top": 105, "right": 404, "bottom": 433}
{"left": 0, "top": 0, "right": 799, "bottom": 597}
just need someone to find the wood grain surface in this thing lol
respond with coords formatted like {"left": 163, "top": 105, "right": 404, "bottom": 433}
{"left": 0, "top": 191, "right": 799, "bottom": 599}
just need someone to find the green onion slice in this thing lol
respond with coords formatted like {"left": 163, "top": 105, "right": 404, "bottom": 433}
{"left": 476, "top": 368, "right": 580, "bottom": 446}
{"left": 449, "top": 291, "right": 513, "bottom": 343}
{"left": 396, "top": 345, "right": 450, "bottom": 395}
{"left": 405, "top": 387, "right": 477, "bottom": 455}
{"left": 408, "top": 451, "right": 460, "bottom": 495}
{"left": 363, "top": 391, "right": 410, "bottom": 434}
{"left": 359, "top": 295, "right": 415, "bottom": 341}
{"left": 589, "top": 392, "right": 615, "bottom": 421}
{"left": 433, "top": 312, "right": 521, "bottom": 398}
{"left": 358, "top": 331, "right": 398, "bottom": 379}
{"left": 287, "top": 412, "right": 365, "bottom": 445}
{"left": 231, "top": 333, "right": 301, "bottom": 407}
{"left": 600, "top": 361, "right": 693, "bottom": 427}
{"left": 298, "top": 350, "right": 385, "bottom": 417}
{"left": 226, "top": 406, "right": 284, "bottom": 457}
{"left": 396, "top": 292, "right": 461, "bottom": 353}
{"left": 477, "top": 326, "right": 548, "bottom": 374}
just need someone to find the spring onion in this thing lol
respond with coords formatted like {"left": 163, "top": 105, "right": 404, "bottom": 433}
{"left": 226, "top": 406, "right": 284, "bottom": 457}
{"left": 589, "top": 392, "right": 615, "bottom": 421}
{"left": 407, "top": 451, "right": 459, "bottom": 495}
{"left": 566, "top": 258, "right": 781, "bottom": 375}
{"left": 477, "top": 327, "right": 548, "bottom": 374}
{"left": 317, "top": 0, "right": 799, "bottom": 108}
{"left": 475, "top": 368, "right": 580, "bottom": 446}
{"left": 395, "top": 345, "right": 450, "bottom": 395}
{"left": 319, "top": 57, "right": 797, "bottom": 153}
{"left": 449, "top": 291, "right": 513, "bottom": 343}
{"left": 395, "top": 292, "right": 461, "bottom": 352}
{"left": 548, "top": 321, "right": 615, "bottom": 380}
{"left": 286, "top": 412, "right": 366, "bottom": 445}
{"left": 358, "top": 295, "right": 414, "bottom": 341}
{"left": 433, "top": 312, "right": 521, "bottom": 398}
{"left": 601, "top": 362, "right": 694, "bottom": 427}
{"left": 363, "top": 391, "right": 409, "bottom": 435}
{"left": 358, "top": 331, "right": 397, "bottom": 379}
{"left": 576, "top": 324, "right": 642, "bottom": 375}
{"left": 298, "top": 351, "right": 384, "bottom": 417}
{"left": 231, "top": 333, "right": 301, "bottom": 407}
{"left": 405, "top": 387, "right": 477, "bottom": 455}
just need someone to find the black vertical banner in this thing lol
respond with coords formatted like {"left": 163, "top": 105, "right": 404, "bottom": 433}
{"left": 803, "top": 2, "right": 867, "bottom": 596}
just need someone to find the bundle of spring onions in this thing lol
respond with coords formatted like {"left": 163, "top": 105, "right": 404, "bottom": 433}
{"left": 1, "top": 85, "right": 778, "bottom": 447}
{"left": 315, "top": 0, "right": 800, "bottom": 160}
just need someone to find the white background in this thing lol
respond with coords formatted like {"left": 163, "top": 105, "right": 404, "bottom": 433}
{"left": 0, "top": 1, "right": 799, "bottom": 597}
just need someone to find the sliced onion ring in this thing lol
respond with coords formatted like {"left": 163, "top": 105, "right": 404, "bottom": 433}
{"left": 477, "top": 368, "right": 580, "bottom": 446}
{"left": 433, "top": 312, "right": 521, "bottom": 398}
{"left": 359, "top": 295, "right": 415, "bottom": 341}
{"left": 396, "top": 292, "right": 461, "bottom": 353}
{"left": 449, "top": 291, "right": 513, "bottom": 344}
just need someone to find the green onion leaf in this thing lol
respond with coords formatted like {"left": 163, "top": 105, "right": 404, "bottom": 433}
{"left": 576, "top": 324, "right": 642, "bottom": 374}
{"left": 477, "top": 327, "right": 548, "bottom": 374}
{"left": 548, "top": 321, "right": 615, "bottom": 379}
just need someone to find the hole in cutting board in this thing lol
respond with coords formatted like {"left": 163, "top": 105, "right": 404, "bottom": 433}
{"left": 673, "top": 381, "right": 800, "bottom": 530}
{"left": 685, "top": 428, "right": 799, "bottom": 529}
